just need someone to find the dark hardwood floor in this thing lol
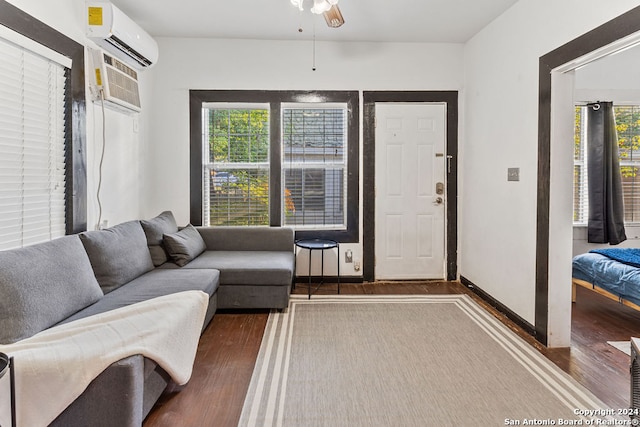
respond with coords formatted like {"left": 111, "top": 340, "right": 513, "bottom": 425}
{"left": 143, "top": 281, "right": 640, "bottom": 426}
{"left": 547, "top": 284, "right": 640, "bottom": 409}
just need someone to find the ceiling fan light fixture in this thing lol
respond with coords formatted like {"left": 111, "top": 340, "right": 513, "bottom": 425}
{"left": 311, "top": 0, "right": 332, "bottom": 15}
{"left": 323, "top": 4, "right": 344, "bottom": 28}
{"left": 290, "top": 0, "right": 343, "bottom": 28}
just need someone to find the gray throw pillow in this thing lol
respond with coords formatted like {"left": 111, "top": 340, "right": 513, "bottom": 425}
{"left": 163, "top": 224, "right": 207, "bottom": 267}
{"left": 140, "top": 211, "right": 178, "bottom": 266}
{"left": 80, "top": 220, "right": 155, "bottom": 293}
{"left": 0, "top": 235, "right": 104, "bottom": 344}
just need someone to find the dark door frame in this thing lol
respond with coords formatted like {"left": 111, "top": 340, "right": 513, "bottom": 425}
{"left": 363, "top": 91, "right": 459, "bottom": 282}
{"left": 536, "top": 6, "right": 640, "bottom": 345}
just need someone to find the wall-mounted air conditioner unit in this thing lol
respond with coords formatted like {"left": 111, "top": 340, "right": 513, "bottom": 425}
{"left": 86, "top": 2, "right": 158, "bottom": 70}
{"left": 89, "top": 48, "right": 141, "bottom": 113}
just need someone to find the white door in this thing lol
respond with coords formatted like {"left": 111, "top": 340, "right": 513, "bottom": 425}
{"left": 374, "top": 103, "right": 446, "bottom": 280}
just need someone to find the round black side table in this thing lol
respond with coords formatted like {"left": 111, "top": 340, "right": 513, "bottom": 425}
{"left": 295, "top": 239, "right": 340, "bottom": 299}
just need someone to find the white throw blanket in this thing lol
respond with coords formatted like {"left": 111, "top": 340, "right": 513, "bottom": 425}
{"left": 0, "top": 290, "right": 209, "bottom": 427}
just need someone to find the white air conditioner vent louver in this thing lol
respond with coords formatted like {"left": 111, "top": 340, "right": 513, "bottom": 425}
{"left": 105, "top": 35, "right": 152, "bottom": 68}
{"left": 90, "top": 49, "right": 141, "bottom": 113}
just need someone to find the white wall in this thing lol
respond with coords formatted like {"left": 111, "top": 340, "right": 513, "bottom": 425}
{"left": 5, "top": 0, "right": 148, "bottom": 229}
{"left": 4, "top": 0, "right": 84, "bottom": 42}
{"left": 87, "top": 105, "right": 144, "bottom": 229}
{"left": 462, "top": 0, "right": 640, "bottom": 346}
{"left": 142, "top": 37, "right": 464, "bottom": 276}
{"left": 574, "top": 46, "right": 640, "bottom": 99}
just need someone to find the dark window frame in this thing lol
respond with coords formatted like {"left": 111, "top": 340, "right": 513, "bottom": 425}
{"left": 190, "top": 90, "right": 359, "bottom": 243}
{"left": 0, "top": 1, "right": 87, "bottom": 235}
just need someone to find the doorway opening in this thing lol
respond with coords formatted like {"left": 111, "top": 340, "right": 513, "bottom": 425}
{"left": 538, "top": 7, "right": 640, "bottom": 347}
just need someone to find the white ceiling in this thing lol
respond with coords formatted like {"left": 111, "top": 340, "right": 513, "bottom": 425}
{"left": 110, "top": 0, "right": 519, "bottom": 43}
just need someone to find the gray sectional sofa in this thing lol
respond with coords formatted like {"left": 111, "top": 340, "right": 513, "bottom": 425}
{"left": 0, "top": 211, "right": 295, "bottom": 427}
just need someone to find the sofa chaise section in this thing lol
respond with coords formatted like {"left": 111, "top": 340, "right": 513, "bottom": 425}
{"left": 169, "top": 226, "right": 295, "bottom": 310}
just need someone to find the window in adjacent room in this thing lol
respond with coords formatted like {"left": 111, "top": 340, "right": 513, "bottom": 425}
{"left": 0, "top": 29, "right": 70, "bottom": 250}
{"left": 573, "top": 105, "right": 640, "bottom": 224}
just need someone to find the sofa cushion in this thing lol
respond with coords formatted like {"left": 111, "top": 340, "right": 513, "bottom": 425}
{"left": 0, "top": 235, "right": 103, "bottom": 344}
{"left": 58, "top": 268, "right": 220, "bottom": 324}
{"left": 163, "top": 224, "right": 206, "bottom": 267}
{"left": 196, "top": 226, "right": 294, "bottom": 252}
{"left": 80, "top": 221, "right": 155, "bottom": 294}
{"left": 180, "top": 250, "right": 295, "bottom": 285}
{"left": 140, "top": 211, "right": 178, "bottom": 266}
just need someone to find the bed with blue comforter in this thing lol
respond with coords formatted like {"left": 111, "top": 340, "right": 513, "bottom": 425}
{"left": 572, "top": 248, "right": 640, "bottom": 307}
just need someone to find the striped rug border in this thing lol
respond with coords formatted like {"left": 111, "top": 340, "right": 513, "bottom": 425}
{"left": 239, "top": 294, "right": 610, "bottom": 427}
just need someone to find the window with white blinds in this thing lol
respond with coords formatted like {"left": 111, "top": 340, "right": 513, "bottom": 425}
{"left": 202, "top": 105, "right": 270, "bottom": 226}
{"left": 0, "top": 35, "right": 67, "bottom": 250}
{"left": 573, "top": 105, "right": 640, "bottom": 225}
{"left": 282, "top": 105, "right": 347, "bottom": 229}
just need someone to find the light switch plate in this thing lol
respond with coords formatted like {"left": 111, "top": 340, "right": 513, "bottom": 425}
{"left": 507, "top": 167, "right": 520, "bottom": 182}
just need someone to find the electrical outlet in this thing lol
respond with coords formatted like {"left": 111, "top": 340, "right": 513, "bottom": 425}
{"left": 345, "top": 249, "right": 353, "bottom": 263}
{"left": 507, "top": 167, "right": 520, "bottom": 182}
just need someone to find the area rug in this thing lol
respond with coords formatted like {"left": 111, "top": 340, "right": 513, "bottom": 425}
{"left": 239, "top": 295, "right": 615, "bottom": 426}
{"left": 607, "top": 340, "right": 631, "bottom": 356}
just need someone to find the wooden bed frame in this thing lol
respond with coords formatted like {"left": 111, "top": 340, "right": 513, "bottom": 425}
{"left": 572, "top": 278, "right": 640, "bottom": 311}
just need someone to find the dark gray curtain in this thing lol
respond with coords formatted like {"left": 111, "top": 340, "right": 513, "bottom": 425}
{"left": 587, "top": 101, "right": 626, "bottom": 244}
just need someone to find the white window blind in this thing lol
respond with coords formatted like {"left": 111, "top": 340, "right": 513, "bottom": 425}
{"left": 282, "top": 104, "right": 347, "bottom": 229}
{"left": 0, "top": 35, "right": 67, "bottom": 250}
{"left": 202, "top": 105, "right": 270, "bottom": 226}
{"left": 616, "top": 105, "right": 640, "bottom": 223}
{"left": 574, "top": 106, "right": 589, "bottom": 224}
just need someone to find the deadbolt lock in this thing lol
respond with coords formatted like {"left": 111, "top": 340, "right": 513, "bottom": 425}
{"left": 436, "top": 182, "right": 444, "bottom": 195}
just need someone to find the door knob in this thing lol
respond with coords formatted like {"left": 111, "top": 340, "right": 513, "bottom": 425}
{"left": 434, "top": 197, "right": 443, "bottom": 205}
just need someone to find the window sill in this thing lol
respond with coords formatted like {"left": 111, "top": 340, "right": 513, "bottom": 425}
{"left": 573, "top": 224, "right": 640, "bottom": 240}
